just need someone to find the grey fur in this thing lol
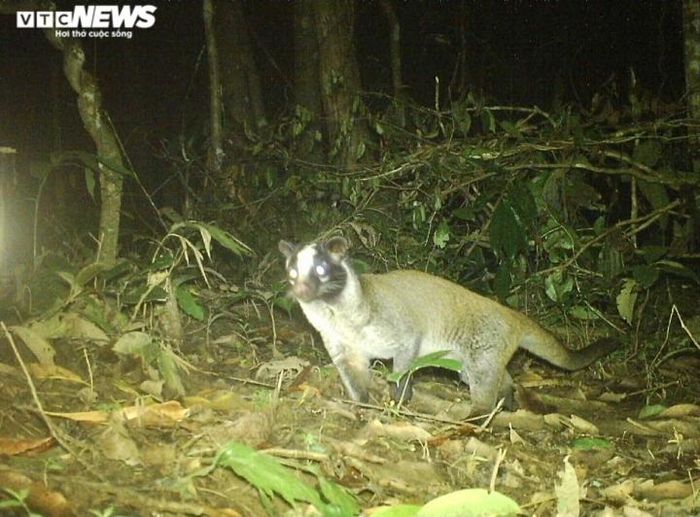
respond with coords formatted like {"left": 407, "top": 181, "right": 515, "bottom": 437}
{"left": 280, "top": 237, "right": 615, "bottom": 415}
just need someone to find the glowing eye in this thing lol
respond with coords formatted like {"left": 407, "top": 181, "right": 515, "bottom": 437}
{"left": 315, "top": 264, "right": 327, "bottom": 276}
{"left": 289, "top": 268, "right": 298, "bottom": 279}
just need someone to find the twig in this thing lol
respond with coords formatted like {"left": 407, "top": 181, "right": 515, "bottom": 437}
{"left": 538, "top": 199, "right": 681, "bottom": 277}
{"left": 0, "top": 321, "right": 105, "bottom": 481}
{"left": 489, "top": 447, "right": 507, "bottom": 493}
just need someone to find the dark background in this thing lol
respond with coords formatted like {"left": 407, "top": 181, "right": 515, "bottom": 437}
{"left": 0, "top": 0, "right": 686, "bottom": 203}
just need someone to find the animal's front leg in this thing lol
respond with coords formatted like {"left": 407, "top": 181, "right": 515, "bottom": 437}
{"left": 324, "top": 339, "right": 371, "bottom": 402}
{"left": 391, "top": 343, "right": 420, "bottom": 403}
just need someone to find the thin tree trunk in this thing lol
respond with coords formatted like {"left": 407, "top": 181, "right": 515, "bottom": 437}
{"left": 203, "top": 0, "right": 223, "bottom": 180}
{"left": 1, "top": 3, "right": 125, "bottom": 266}
{"left": 293, "top": 0, "right": 324, "bottom": 162}
{"left": 682, "top": 0, "right": 700, "bottom": 173}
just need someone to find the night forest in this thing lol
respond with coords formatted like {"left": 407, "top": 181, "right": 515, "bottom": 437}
{"left": 0, "top": 1, "right": 699, "bottom": 514}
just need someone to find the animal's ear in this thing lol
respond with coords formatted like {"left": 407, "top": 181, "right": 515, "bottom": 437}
{"left": 278, "top": 240, "right": 297, "bottom": 258}
{"left": 325, "top": 236, "right": 349, "bottom": 262}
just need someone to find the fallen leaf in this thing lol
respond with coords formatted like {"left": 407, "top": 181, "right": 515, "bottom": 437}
{"left": 569, "top": 414, "right": 599, "bottom": 435}
{"left": 635, "top": 479, "right": 693, "bottom": 500}
{"left": 364, "top": 419, "right": 432, "bottom": 442}
{"left": 0, "top": 437, "right": 55, "bottom": 456}
{"left": 28, "top": 363, "right": 85, "bottom": 384}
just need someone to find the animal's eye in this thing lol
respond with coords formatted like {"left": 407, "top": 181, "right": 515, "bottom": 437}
{"left": 288, "top": 268, "right": 298, "bottom": 280}
{"left": 315, "top": 263, "right": 327, "bottom": 276}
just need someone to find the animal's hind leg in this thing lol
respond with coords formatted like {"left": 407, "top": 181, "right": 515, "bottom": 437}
{"left": 464, "top": 362, "right": 512, "bottom": 415}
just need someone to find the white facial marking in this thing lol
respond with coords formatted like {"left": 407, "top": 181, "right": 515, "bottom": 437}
{"left": 295, "top": 245, "right": 318, "bottom": 278}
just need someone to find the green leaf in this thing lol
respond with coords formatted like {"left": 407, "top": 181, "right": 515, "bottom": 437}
{"left": 417, "top": 488, "right": 520, "bottom": 517}
{"left": 616, "top": 278, "right": 638, "bottom": 325}
{"left": 122, "top": 285, "right": 168, "bottom": 305}
{"left": 10, "top": 325, "right": 56, "bottom": 365}
{"left": 654, "top": 260, "right": 699, "bottom": 283}
{"left": 568, "top": 305, "right": 600, "bottom": 321}
{"left": 112, "top": 331, "right": 154, "bottom": 356}
{"left": 633, "top": 140, "right": 662, "bottom": 167}
{"left": 452, "top": 207, "right": 474, "bottom": 221}
{"left": 371, "top": 505, "right": 422, "bottom": 517}
{"left": 198, "top": 223, "right": 253, "bottom": 257}
{"left": 571, "top": 437, "right": 613, "bottom": 450}
{"left": 216, "top": 441, "right": 325, "bottom": 510}
{"left": 458, "top": 112, "right": 472, "bottom": 135}
{"left": 387, "top": 351, "right": 462, "bottom": 382}
{"left": 638, "top": 404, "right": 666, "bottom": 419}
{"left": 317, "top": 475, "right": 361, "bottom": 516}
{"left": 493, "top": 262, "right": 511, "bottom": 301}
{"left": 632, "top": 265, "right": 658, "bottom": 289}
{"left": 490, "top": 202, "right": 526, "bottom": 260}
{"left": 75, "top": 262, "right": 109, "bottom": 287}
{"left": 480, "top": 109, "right": 496, "bottom": 133}
{"left": 508, "top": 182, "right": 537, "bottom": 232}
{"left": 176, "top": 285, "right": 206, "bottom": 321}
{"left": 637, "top": 246, "right": 667, "bottom": 264}
{"left": 544, "top": 271, "right": 573, "bottom": 303}
{"left": 433, "top": 221, "right": 450, "bottom": 249}
{"left": 158, "top": 346, "right": 185, "bottom": 397}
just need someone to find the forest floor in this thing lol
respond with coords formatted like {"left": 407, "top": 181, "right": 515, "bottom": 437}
{"left": 1, "top": 314, "right": 699, "bottom": 516}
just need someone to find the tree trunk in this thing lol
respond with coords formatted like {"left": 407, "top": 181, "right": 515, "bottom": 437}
{"left": 203, "top": 0, "right": 223, "bottom": 180}
{"left": 1, "top": 3, "right": 125, "bottom": 266}
{"left": 293, "top": 0, "right": 324, "bottom": 163}
{"left": 311, "top": 0, "right": 369, "bottom": 170}
{"left": 58, "top": 39, "right": 124, "bottom": 266}
{"left": 682, "top": 0, "right": 700, "bottom": 173}
{"left": 213, "top": 0, "right": 266, "bottom": 200}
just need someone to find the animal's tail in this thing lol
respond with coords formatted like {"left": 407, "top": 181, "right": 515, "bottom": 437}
{"left": 520, "top": 324, "right": 617, "bottom": 371}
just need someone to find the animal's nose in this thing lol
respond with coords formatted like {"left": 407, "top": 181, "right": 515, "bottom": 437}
{"left": 293, "top": 281, "right": 315, "bottom": 302}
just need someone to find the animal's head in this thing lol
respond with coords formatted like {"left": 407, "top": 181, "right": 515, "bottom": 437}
{"left": 278, "top": 236, "right": 349, "bottom": 302}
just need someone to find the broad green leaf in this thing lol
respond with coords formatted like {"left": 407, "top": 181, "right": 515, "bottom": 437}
{"left": 62, "top": 312, "right": 109, "bottom": 344}
{"left": 545, "top": 271, "right": 573, "bottom": 303}
{"left": 216, "top": 441, "right": 324, "bottom": 510}
{"left": 198, "top": 223, "right": 253, "bottom": 257}
{"left": 10, "top": 325, "right": 56, "bottom": 365}
{"left": 417, "top": 488, "right": 520, "bottom": 517}
{"left": 387, "top": 351, "right": 462, "bottom": 382}
{"left": 122, "top": 285, "right": 168, "bottom": 305}
{"left": 490, "top": 202, "right": 526, "bottom": 260}
{"left": 113, "top": 331, "right": 153, "bottom": 356}
{"left": 458, "top": 112, "right": 472, "bottom": 135}
{"left": 638, "top": 404, "right": 666, "bottom": 419}
{"left": 509, "top": 181, "right": 537, "bottom": 232}
{"left": 75, "top": 262, "right": 109, "bottom": 287}
{"left": 176, "top": 285, "right": 206, "bottom": 321}
{"left": 433, "top": 221, "right": 450, "bottom": 249}
{"left": 633, "top": 140, "right": 662, "bottom": 167}
{"left": 616, "top": 279, "right": 638, "bottom": 325}
{"left": 452, "top": 207, "right": 474, "bottom": 221}
{"left": 654, "top": 260, "right": 699, "bottom": 283}
{"left": 632, "top": 265, "right": 658, "bottom": 289}
{"left": 637, "top": 246, "right": 667, "bottom": 264}
{"left": 158, "top": 347, "right": 185, "bottom": 397}
{"left": 568, "top": 305, "right": 600, "bottom": 321}
{"left": 493, "top": 262, "right": 511, "bottom": 301}
{"left": 317, "top": 475, "right": 361, "bottom": 516}
{"left": 571, "top": 437, "right": 613, "bottom": 450}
